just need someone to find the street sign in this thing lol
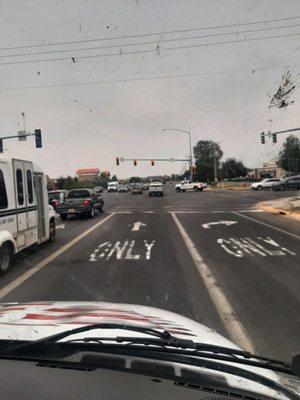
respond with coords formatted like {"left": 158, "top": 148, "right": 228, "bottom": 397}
{"left": 18, "top": 130, "right": 27, "bottom": 141}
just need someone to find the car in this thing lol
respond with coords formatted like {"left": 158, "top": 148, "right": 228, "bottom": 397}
{"left": 107, "top": 181, "right": 119, "bottom": 192}
{"left": 131, "top": 184, "right": 143, "bottom": 194}
{"left": 251, "top": 178, "right": 281, "bottom": 190}
{"left": 175, "top": 181, "right": 205, "bottom": 192}
{"left": 48, "top": 190, "right": 67, "bottom": 210}
{"left": 117, "top": 185, "right": 128, "bottom": 193}
{"left": 272, "top": 175, "right": 300, "bottom": 191}
{"left": 56, "top": 188, "right": 104, "bottom": 219}
{"left": 141, "top": 182, "right": 149, "bottom": 190}
{"left": 149, "top": 181, "right": 164, "bottom": 196}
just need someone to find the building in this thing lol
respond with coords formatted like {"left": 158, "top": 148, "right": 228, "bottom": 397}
{"left": 76, "top": 168, "right": 100, "bottom": 182}
{"left": 248, "top": 159, "right": 286, "bottom": 180}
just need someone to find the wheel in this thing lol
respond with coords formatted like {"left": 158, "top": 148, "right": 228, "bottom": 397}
{"left": 49, "top": 220, "right": 56, "bottom": 242}
{"left": 0, "top": 243, "right": 12, "bottom": 275}
{"left": 60, "top": 214, "right": 67, "bottom": 220}
{"left": 199, "top": 188, "right": 203, "bottom": 191}
{"left": 175, "top": 187, "right": 181, "bottom": 192}
{"left": 257, "top": 185, "right": 263, "bottom": 191}
{"left": 88, "top": 208, "right": 95, "bottom": 218}
{"left": 193, "top": 186, "right": 199, "bottom": 192}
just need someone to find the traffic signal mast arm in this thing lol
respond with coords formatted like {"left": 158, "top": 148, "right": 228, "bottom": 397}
{"left": 260, "top": 127, "right": 300, "bottom": 144}
{"left": 0, "top": 130, "right": 42, "bottom": 153}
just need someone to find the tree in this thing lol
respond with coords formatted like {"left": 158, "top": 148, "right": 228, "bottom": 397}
{"left": 111, "top": 175, "right": 118, "bottom": 182}
{"left": 279, "top": 135, "right": 300, "bottom": 174}
{"left": 193, "top": 140, "right": 223, "bottom": 182}
{"left": 221, "top": 158, "right": 248, "bottom": 180}
{"left": 129, "top": 176, "right": 141, "bottom": 183}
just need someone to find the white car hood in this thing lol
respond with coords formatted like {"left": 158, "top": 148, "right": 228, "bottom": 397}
{"left": 0, "top": 301, "right": 235, "bottom": 345}
{"left": 0, "top": 301, "right": 298, "bottom": 399}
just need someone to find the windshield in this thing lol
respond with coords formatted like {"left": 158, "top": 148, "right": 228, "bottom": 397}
{"left": 1, "top": 1, "right": 300, "bottom": 396}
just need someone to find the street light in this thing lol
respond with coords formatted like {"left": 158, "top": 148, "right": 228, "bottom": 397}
{"left": 162, "top": 128, "right": 193, "bottom": 181}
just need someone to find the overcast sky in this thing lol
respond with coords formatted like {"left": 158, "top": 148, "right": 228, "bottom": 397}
{"left": 1, "top": 0, "right": 300, "bottom": 178}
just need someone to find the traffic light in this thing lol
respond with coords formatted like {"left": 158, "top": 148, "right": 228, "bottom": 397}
{"left": 116, "top": 157, "right": 119, "bottom": 166}
{"left": 151, "top": 160, "right": 154, "bottom": 166}
{"left": 0, "top": 139, "right": 3, "bottom": 153}
{"left": 133, "top": 160, "right": 137, "bottom": 166}
{"left": 260, "top": 132, "right": 265, "bottom": 144}
{"left": 35, "top": 129, "right": 42, "bottom": 148}
{"left": 272, "top": 133, "right": 277, "bottom": 143}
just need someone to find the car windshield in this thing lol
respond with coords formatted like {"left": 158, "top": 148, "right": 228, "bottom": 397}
{"left": 1, "top": 1, "right": 300, "bottom": 396}
{"left": 67, "top": 190, "right": 90, "bottom": 198}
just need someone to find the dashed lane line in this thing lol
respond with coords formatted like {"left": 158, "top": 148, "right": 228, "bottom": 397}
{"left": 0, "top": 212, "right": 116, "bottom": 300}
{"left": 170, "top": 211, "right": 255, "bottom": 353}
{"left": 234, "top": 212, "right": 300, "bottom": 240}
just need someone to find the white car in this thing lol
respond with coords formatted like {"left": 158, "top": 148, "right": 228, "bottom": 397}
{"left": 251, "top": 178, "right": 281, "bottom": 191}
{"left": 107, "top": 181, "right": 119, "bottom": 192}
{"left": 149, "top": 182, "right": 164, "bottom": 196}
{"left": 175, "top": 181, "right": 206, "bottom": 192}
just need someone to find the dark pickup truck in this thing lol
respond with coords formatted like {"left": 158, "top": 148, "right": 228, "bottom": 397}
{"left": 56, "top": 189, "right": 104, "bottom": 220}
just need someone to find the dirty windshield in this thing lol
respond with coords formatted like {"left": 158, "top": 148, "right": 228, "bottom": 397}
{"left": 0, "top": 0, "right": 300, "bottom": 369}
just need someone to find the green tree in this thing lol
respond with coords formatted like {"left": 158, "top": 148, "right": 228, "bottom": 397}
{"left": 279, "top": 135, "right": 300, "bottom": 174}
{"left": 221, "top": 158, "right": 248, "bottom": 180}
{"left": 193, "top": 140, "right": 223, "bottom": 182}
{"left": 111, "top": 175, "right": 118, "bottom": 181}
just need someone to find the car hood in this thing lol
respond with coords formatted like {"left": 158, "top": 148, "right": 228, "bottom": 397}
{"left": 0, "top": 301, "right": 235, "bottom": 345}
{"left": 0, "top": 301, "right": 298, "bottom": 398}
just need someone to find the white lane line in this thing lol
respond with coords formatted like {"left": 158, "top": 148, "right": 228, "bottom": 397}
{"left": 168, "top": 210, "right": 263, "bottom": 214}
{"left": 170, "top": 212, "right": 255, "bottom": 353}
{"left": 234, "top": 212, "right": 300, "bottom": 240}
{"left": 0, "top": 212, "right": 116, "bottom": 300}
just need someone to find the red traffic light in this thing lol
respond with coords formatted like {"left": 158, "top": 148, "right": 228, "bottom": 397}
{"left": 151, "top": 160, "right": 154, "bottom": 166}
{"left": 134, "top": 160, "right": 137, "bottom": 166}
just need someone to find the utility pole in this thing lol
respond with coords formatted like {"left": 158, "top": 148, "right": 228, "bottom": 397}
{"left": 163, "top": 129, "right": 193, "bottom": 181}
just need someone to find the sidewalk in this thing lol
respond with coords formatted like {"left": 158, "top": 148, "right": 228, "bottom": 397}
{"left": 257, "top": 196, "right": 300, "bottom": 221}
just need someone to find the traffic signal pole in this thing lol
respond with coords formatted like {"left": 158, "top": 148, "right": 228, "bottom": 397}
{"left": 0, "top": 130, "right": 42, "bottom": 153}
{"left": 260, "top": 127, "right": 300, "bottom": 144}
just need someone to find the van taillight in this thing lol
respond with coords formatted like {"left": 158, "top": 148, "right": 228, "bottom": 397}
{"left": 83, "top": 200, "right": 91, "bottom": 206}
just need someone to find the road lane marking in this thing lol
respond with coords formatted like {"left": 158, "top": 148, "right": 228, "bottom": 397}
{"left": 234, "top": 212, "right": 300, "bottom": 240}
{"left": 170, "top": 212, "right": 255, "bottom": 353}
{"left": 131, "top": 221, "right": 147, "bottom": 231}
{"left": 0, "top": 212, "right": 116, "bottom": 300}
{"left": 202, "top": 221, "right": 237, "bottom": 229}
{"left": 168, "top": 210, "right": 263, "bottom": 214}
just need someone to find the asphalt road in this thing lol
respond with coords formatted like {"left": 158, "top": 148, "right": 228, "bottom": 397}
{"left": 1, "top": 185, "right": 299, "bottom": 362}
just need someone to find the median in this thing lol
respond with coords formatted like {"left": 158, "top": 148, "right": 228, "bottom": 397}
{"left": 257, "top": 196, "right": 300, "bottom": 221}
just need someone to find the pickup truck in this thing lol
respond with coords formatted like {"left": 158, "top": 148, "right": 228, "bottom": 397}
{"left": 175, "top": 181, "right": 206, "bottom": 192}
{"left": 56, "top": 189, "right": 104, "bottom": 220}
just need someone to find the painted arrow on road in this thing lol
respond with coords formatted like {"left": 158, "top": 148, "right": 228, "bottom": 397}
{"left": 201, "top": 220, "right": 237, "bottom": 229}
{"left": 131, "top": 221, "right": 147, "bottom": 231}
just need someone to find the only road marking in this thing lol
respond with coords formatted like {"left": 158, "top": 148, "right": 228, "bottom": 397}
{"left": 0, "top": 213, "right": 116, "bottom": 300}
{"left": 171, "top": 212, "right": 255, "bottom": 353}
{"left": 202, "top": 220, "right": 237, "bottom": 229}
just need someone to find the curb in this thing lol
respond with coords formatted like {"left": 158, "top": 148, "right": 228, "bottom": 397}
{"left": 257, "top": 202, "right": 300, "bottom": 221}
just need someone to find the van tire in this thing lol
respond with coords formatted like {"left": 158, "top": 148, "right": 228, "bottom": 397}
{"left": 49, "top": 220, "right": 56, "bottom": 242}
{"left": 0, "top": 243, "right": 12, "bottom": 275}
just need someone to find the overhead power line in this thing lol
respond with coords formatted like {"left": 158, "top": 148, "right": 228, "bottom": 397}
{"left": 0, "top": 30, "right": 300, "bottom": 67}
{"left": 1, "top": 63, "right": 299, "bottom": 92}
{"left": 1, "top": 14, "right": 300, "bottom": 51}
{"left": 2, "top": 22, "right": 300, "bottom": 59}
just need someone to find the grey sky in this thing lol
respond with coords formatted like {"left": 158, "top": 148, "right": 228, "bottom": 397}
{"left": 1, "top": 0, "right": 300, "bottom": 178}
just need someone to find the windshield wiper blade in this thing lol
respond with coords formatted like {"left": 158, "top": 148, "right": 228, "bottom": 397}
{"left": 2, "top": 323, "right": 179, "bottom": 355}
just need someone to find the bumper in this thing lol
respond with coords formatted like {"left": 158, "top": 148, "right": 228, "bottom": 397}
{"left": 57, "top": 206, "right": 91, "bottom": 215}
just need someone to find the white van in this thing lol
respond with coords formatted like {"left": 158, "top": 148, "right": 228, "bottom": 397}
{"left": 0, "top": 158, "right": 56, "bottom": 274}
{"left": 107, "top": 181, "right": 119, "bottom": 192}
